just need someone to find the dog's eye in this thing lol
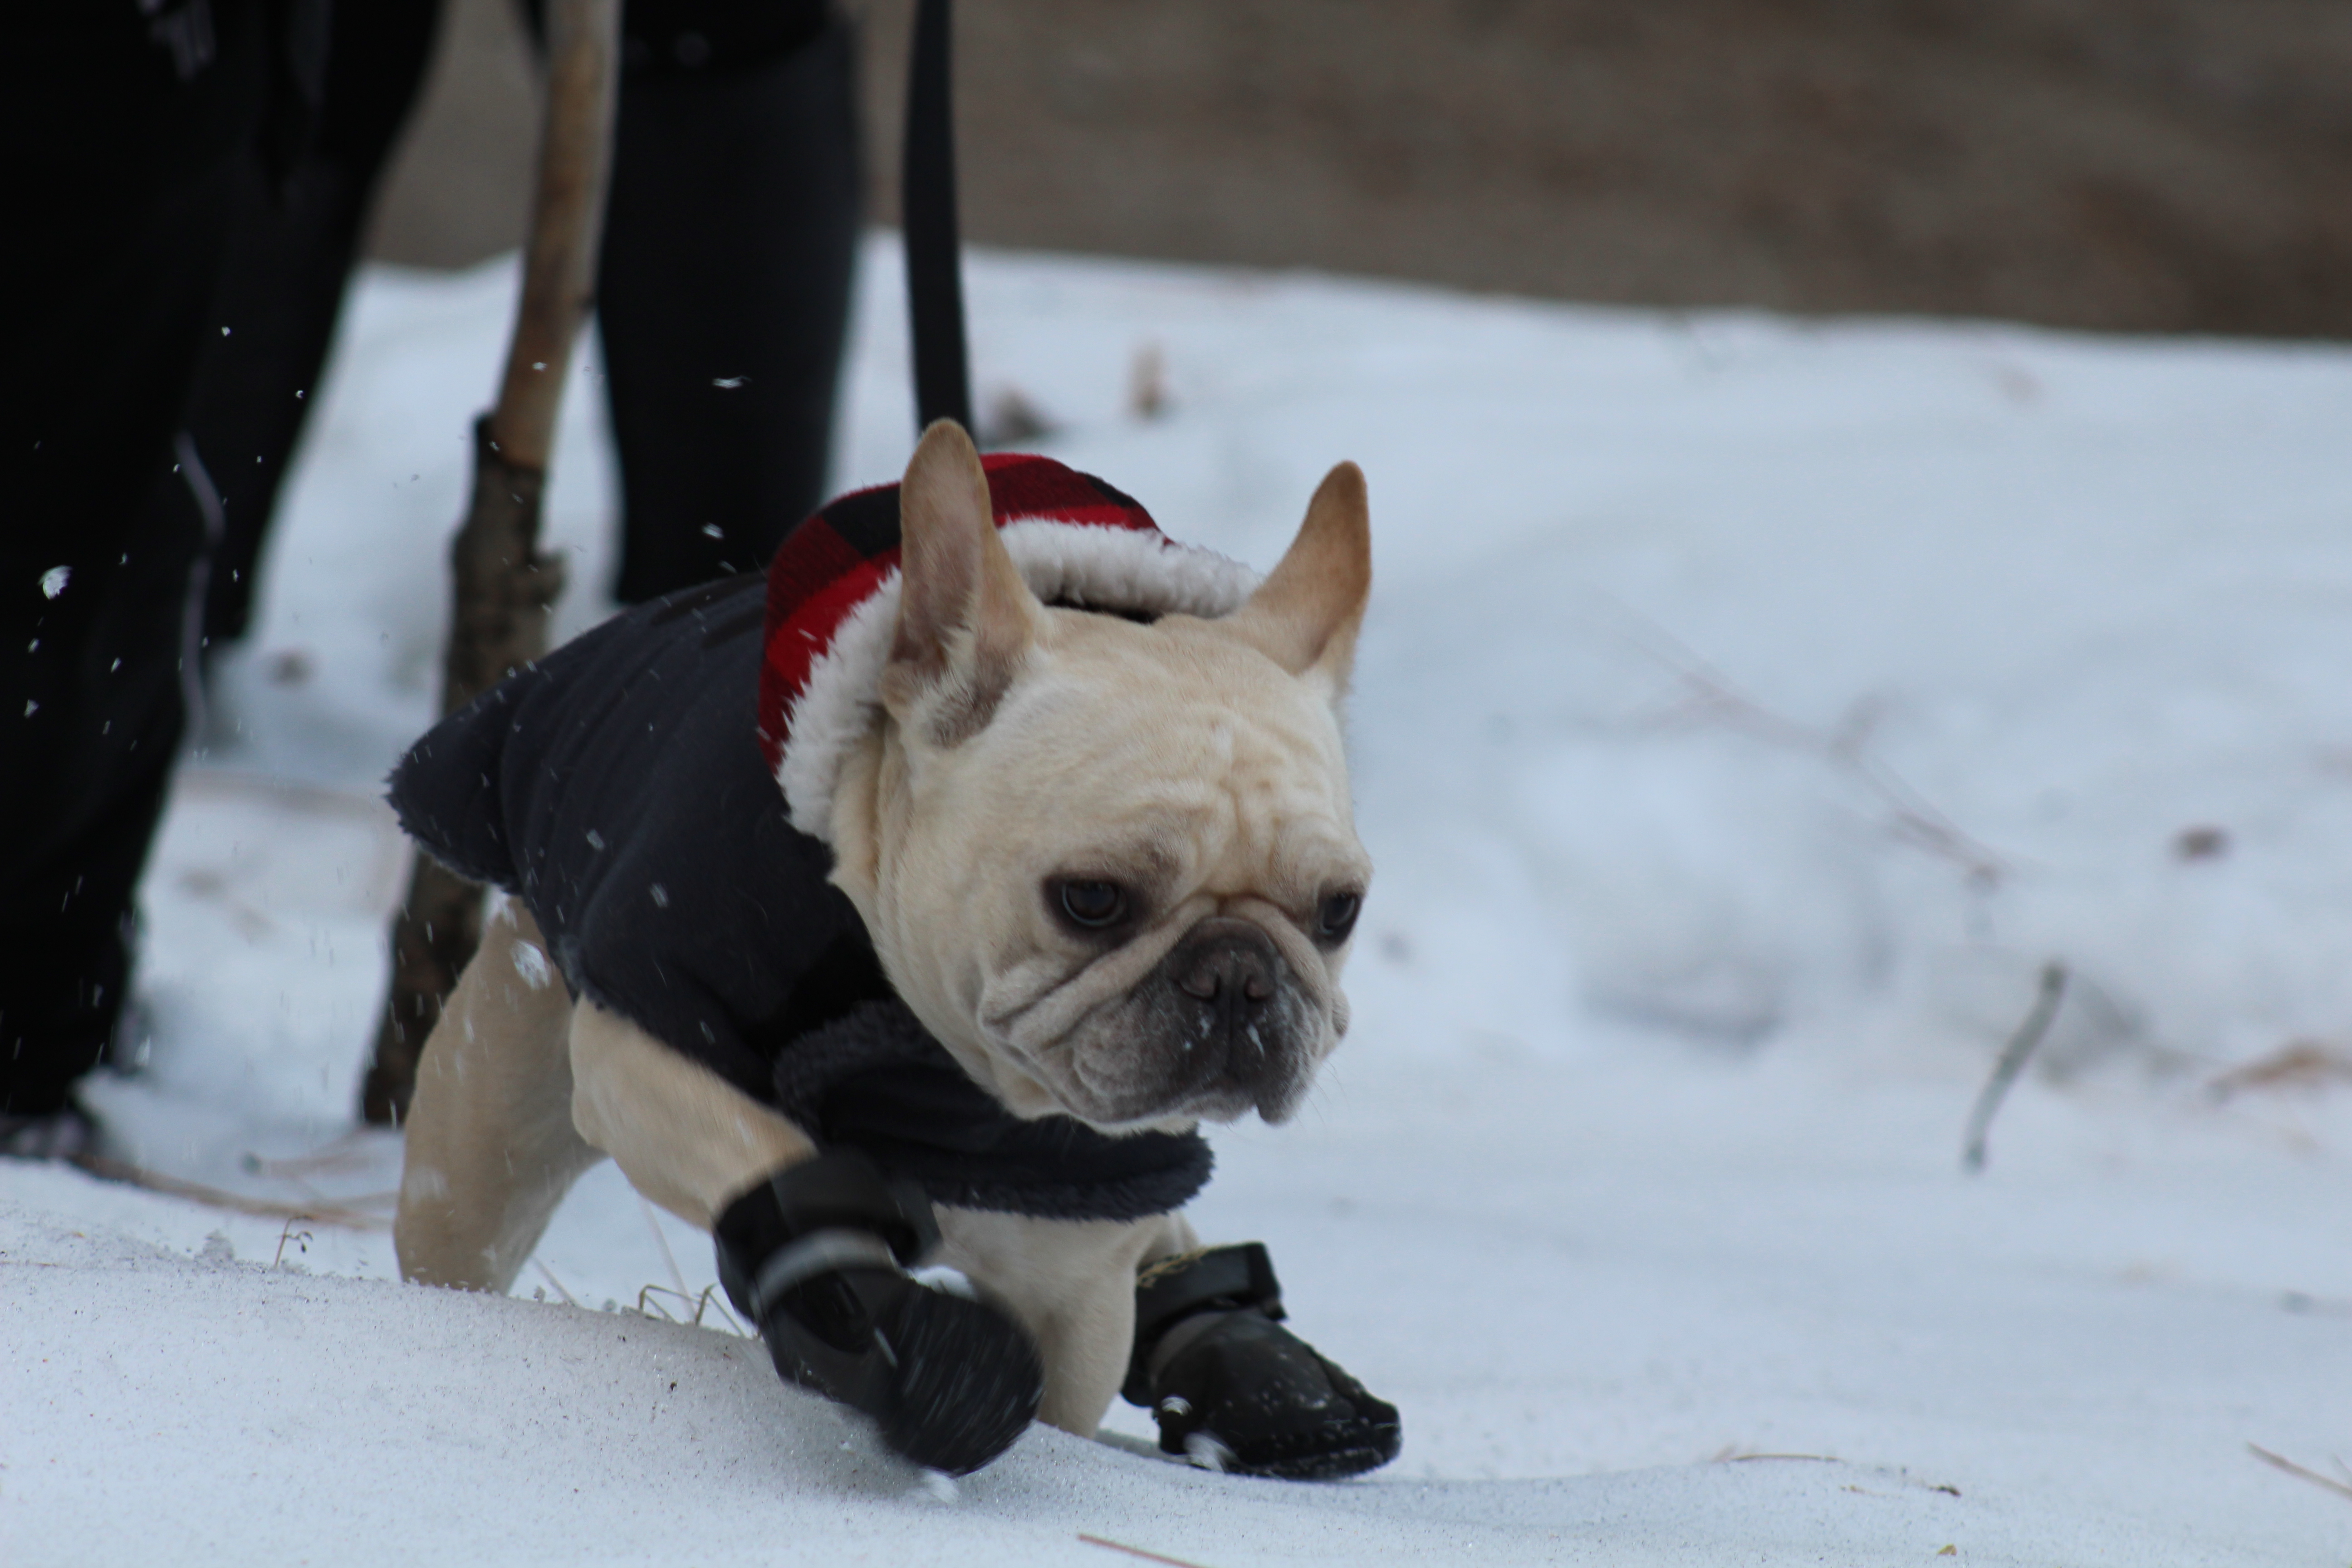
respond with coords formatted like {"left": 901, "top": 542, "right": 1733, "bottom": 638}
{"left": 1054, "top": 879, "right": 1128, "bottom": 931}
{"left": 1316, "top": 891, "right": 1362, "bottom": 942}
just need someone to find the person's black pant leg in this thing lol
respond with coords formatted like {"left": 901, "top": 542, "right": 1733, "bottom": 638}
{"left": 0, "top": 3, "right": 269, "bottom": 1114}
{"left": 172, "top": 0, "right": 446, "bottom": 653}
{"left": 598, "top": 6, "right": 862, "bottom": 603}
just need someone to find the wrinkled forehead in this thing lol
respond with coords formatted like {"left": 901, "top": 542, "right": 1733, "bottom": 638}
{"left": 927, "top": 616, "right": 1362, "bottom": 869}
{"left": 1035, "top": 618, "right": 1348, "bottom": 783}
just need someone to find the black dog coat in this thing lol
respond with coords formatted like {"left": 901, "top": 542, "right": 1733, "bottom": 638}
{"left": 389, "top": 456, "right": 1267, "bottom": 1221}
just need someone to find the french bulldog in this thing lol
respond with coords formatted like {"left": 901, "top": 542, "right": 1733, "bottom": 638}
{"left": 392, "top": 420, "right": 1396, "bottom": 1477}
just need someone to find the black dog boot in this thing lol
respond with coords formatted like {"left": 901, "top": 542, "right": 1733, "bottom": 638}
{"left": 1123, "top": 1243, "right": 1400, "bottom": 1480}
{"left": 716, "top": 1152, "right": 1044, "bottom": 1475}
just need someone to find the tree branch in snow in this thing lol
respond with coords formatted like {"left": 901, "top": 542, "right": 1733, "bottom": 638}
{"left": 2205, "top": 1039, "right": 2352, "bottom": 1102}
{"left": 1077, "top": 1535, "right": 1216, "bottom": 1568}
{"left": 2247, "top": 1443, "right": 2352, "bottom": 1505}
{"left": 69, "top": 1152, "right": 392, "bottom": 1231}
{"left": 1616, "top": 612, "right": 2009, "bottom": 888}
{"left": 1962, "top": 961, "right": 2068, "bottom": 1173}
{"left": 361, "top": 0, "right": 622, "bottom": 1126}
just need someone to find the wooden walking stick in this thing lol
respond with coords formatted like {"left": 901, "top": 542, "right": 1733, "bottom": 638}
{"left": 360, "top": 0, "right": 622, "bottom": 1125}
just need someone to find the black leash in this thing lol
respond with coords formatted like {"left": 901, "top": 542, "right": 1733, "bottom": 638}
{"left": 903, "top": 0, "right": 972, "bottom": 431}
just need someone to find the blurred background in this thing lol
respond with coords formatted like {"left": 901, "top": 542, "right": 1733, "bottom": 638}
{"left": 371, "top": 0, "right": 2352, "bottom": 338}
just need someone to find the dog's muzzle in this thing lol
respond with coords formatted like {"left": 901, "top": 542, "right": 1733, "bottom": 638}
{"left": 1149, "top": 918, "right": 1312, "bottom": 1120}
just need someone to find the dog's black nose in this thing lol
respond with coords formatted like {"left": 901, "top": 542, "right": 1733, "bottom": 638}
{"left": 1171, "top": 926, "right": 1279, "bottom": 1011}
{"left": 1150, "top": 919, "right": 1307, "bottom": 1117}
{"left": 1169, "top": 922, "right": 1281, "bottom": 1048}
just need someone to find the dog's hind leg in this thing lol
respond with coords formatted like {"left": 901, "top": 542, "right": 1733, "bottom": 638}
{"left": 567, "top": 1000, "right": 815, "bottom": 1228}
{"left": 396, "top": 899, "right": 604, "bottom": 1292}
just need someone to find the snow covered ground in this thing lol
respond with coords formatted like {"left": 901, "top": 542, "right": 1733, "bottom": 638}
{"left": 7, "top": 238, "right": 2352, "bottom": 1565}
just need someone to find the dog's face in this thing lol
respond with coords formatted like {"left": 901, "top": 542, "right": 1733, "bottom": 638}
{"left": 827, "top": 423, "right": 1374, "bottom": 1129}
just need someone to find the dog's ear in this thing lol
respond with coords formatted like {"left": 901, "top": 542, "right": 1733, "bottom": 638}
{"left": 1222, "top": 461, "right": 1372, "bottom": 695}
{"left": 884, "top": 420, "right": 1044, "bottom": 742}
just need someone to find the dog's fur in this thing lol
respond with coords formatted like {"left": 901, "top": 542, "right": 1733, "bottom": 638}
{"left": 396, "top": 424, "right": 1373, "bottom": 1440}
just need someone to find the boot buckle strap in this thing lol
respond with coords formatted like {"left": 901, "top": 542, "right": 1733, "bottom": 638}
{"left": 748, "top": 1226, "right": 902, "bottom": 1320}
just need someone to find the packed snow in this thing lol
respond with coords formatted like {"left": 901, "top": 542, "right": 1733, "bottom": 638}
{"left": 6, "top": 237, "right": 2351, "bottom": 1566}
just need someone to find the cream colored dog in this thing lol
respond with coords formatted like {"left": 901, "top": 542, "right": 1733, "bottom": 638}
{"left": 396, "top": 421, "right": 1374, "bottom": 1455}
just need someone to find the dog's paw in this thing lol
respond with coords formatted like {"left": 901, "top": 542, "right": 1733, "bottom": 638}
{"left": 763, "top": 1266, "right": 1043, "bottom": 1475}
{"left": 869, "top": 1278, "right": 1045, "bottom": 1475}
{"left": 717, "top": 1154, "right": 1043, "bottom": 1476}
{"left": 1147, "top": 1309, "right": 1400, "bottom": 1480}
{"left": 1124, "top": 1242, "right": 1400, "bottom": 1480}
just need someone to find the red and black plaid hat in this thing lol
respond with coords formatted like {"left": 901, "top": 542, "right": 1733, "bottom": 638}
{"left": 756, "top": 455, "right": 1260, "bottom": 838}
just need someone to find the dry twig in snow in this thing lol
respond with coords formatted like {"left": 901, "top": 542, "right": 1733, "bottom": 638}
{"left": 1963, "top": 961, "right": 2068, "bottom": 1172}
{"left": 1618, "top": 613, "right": 2007, "bottom": 887}
{"left": 634, "top": 1283, "right": 750, "bottom": 1337}
{"left": 533, "top": 1258, "right": 580, "bottom": 1308}
{"left": 2248, "top": 1443, "right": 2352, "bottom": 1504}
{"left": 639, "top": 1191, "right": 691, "bottom": 1299}
{"left": 271, "top": 1218, "right": 315, "bottom": 1269}
{"left": 1078, "top": 1534, "right": 1216, "bottom": 1568}
{"left": 240, "top": 1130, "right": 383, "bottom": 1179}
{"left": 70, "top": 1152, "right": 391, "bottom": 1230}
{"left": 2207, "top": 1041, "right": 2352, "bottom": 1102}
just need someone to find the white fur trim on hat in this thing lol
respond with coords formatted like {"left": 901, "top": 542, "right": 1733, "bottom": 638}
{"left": 777, "top": 518, "right": 1261, "bottom": 838}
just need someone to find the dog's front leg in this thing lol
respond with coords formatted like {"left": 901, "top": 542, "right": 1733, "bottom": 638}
{"left": 931, "top": 1208, "right": 1198, "bottom": 1437}
{"left": 566, "top": 1000, "right": 816, "bottom": 1227}
{"left": 570, "top": 1004, "right": 1045, "bottom": 1474}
